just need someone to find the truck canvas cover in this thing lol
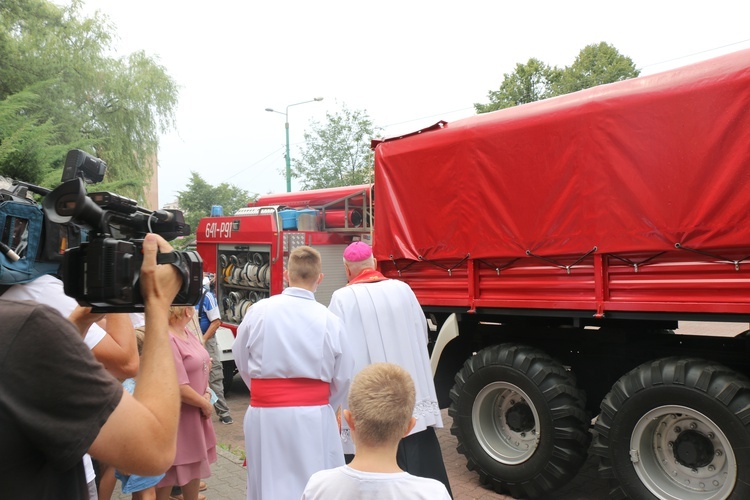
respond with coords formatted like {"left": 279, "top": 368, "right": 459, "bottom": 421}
{"left": 374, "top": 49, "right": 750, "bottom": 263}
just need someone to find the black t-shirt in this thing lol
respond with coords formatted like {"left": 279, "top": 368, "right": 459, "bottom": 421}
{"left": 0, "top": 299, "right": 123, "bottom": 499}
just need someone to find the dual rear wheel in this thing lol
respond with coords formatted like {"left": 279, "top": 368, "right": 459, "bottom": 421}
{"left": 593, "top": 358, "right": 750, "bottom": 499}
{"left": 450, "top": 346, "right": 750, "bottom": 499}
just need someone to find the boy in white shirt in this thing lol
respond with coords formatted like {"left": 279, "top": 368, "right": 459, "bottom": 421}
{"left": 302, "top": 363, "right": 452, "bottom": 499}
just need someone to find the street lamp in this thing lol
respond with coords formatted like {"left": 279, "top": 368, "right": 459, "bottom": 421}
{"left": 265, "top": 97, "right": 324, "bottom": 192}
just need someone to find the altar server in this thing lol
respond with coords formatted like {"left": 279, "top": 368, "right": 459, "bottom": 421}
{"left": 233, "top": 245, "right": 353, "bottom": 500}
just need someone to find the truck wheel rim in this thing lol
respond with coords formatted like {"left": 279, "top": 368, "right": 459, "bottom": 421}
{"left": 630, "top": 405, "right": 736, "bottom": 500}
{"left": 471, "top": 381, "right": 540, "bottom": 465}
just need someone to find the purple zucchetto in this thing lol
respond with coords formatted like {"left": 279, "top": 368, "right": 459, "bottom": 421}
{"left": 343, "top": 241, "right": 373, "bottom": 262}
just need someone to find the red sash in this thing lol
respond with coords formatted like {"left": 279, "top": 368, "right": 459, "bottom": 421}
{"left": 250, "top": 378, "right": 330, "bottom": 407}
{"left": 348, "top": 268, "right": 388, "bottom": 285}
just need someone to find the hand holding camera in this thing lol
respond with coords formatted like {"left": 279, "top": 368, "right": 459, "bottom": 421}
{"left": 139, "top": 233, "right": 184, "bottom": 310}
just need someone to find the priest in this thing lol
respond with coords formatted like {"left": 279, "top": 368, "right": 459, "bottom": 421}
{"left": 328, "top": 241, "right": 452, "bottom": 497}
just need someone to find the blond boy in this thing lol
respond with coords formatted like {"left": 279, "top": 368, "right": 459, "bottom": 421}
{"left": 302, "top": 363, "right": 451, "bottom": 499}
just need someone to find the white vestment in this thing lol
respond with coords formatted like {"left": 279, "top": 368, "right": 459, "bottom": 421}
{"left": 328, "top": 278, "right": 442, "bottom": 454}
{"left": 233, "top": 287, "right": 353, "bottom": 500}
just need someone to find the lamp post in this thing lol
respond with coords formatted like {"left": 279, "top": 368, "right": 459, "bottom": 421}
{"left": 265, "top": 97, "right": 324, "bottom": 192}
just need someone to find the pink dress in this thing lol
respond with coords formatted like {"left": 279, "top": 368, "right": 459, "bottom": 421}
{"left": 158, "top": 327, "right": 217, "bottom": 487}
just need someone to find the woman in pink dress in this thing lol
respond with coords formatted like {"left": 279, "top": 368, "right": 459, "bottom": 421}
{"left": 155, "top": 306, "right": 217, "bottom": 500}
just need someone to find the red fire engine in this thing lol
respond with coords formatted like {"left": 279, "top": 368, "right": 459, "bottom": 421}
{"left": 198, "top": 49, "right": 750, "bottom": 499}
{"left": 196, "top": 183, "right": 373, "bottom": 329}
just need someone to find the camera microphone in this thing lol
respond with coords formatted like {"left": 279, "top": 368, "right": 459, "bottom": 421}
{"left": 0, "top": 242, "right": 20, "bottom": 262}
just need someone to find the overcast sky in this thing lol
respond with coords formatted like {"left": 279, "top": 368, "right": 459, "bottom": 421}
{"left": 68, "top": 0, "right": 750, "bottom": 206}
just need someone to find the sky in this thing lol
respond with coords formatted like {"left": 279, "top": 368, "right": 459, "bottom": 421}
{"left": 65, "top": 0, "right": 750, "bottom": 207}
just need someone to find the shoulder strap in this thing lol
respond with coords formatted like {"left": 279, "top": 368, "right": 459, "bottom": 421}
{"left": 198, "top": 288, "right": 207, "bottom": 317}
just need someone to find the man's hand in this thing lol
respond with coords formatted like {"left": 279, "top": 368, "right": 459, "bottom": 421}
{"left": 202, "top": 318, "right": 221, "bottom": 342}
{"left": 139, "top": 234, "right": 182, "bottom": 308}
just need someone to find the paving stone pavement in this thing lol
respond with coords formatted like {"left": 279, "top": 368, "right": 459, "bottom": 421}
{"left": 111, "top": 446, "right": 246, "bottom": 500}
{"left": 111, "top": 379, "right": 609, "bottom": 500}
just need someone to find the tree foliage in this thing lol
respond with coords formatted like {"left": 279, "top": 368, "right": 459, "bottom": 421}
{"left": 475, "top": 58, "right": 562, "bottom": 113}
{"left": 177, "top": 172, "right": 253, "bottom": 236}
{"left": 291, "top": 104, "right": 382, "bottom": 190}
{"left": 475, "top": 42, "right": 640, "bottom": 113}
{"left": 0, "top": 0, "right": 178, "bottom": 201}
{"left": 555, "top": 42, "right": 640, "bottom": 94}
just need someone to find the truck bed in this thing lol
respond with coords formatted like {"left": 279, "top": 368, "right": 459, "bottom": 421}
{"left": 373, "top": 50, "right": 750, "bottom": 318}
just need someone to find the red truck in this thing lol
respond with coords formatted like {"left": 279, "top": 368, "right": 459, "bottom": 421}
{"left": 197, "top": 49, "right": 750, "bottom": 499}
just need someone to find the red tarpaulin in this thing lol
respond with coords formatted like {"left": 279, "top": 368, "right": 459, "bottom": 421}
{"left": 373, "top": 49, "right": 750, "bottom": 263}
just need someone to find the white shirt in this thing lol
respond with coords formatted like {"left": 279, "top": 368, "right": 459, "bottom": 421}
{"left": 129, "top": 312, "right": 146, "bottom": 329}
{"left": 328, "top": 278, "right": 442, "bottom": 454}
{"left": 3, "top": 274, "right": 106, "bottom": 348}
{"left": 302, "top": 465, "right": 452, "bottom": 500}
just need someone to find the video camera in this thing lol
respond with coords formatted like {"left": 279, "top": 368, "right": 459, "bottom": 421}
{"left": 0, "top": 149, "right": 203, "bottom": 312}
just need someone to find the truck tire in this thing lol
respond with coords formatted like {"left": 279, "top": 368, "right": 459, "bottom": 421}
{"left": 592, "top": 358, "right": 750, "bottom": 499}
{"left": 448, "top": 344, "right": 590, "bottom": 499}
{"left": 222, "top": 360, "right": 237, "bottom": 396}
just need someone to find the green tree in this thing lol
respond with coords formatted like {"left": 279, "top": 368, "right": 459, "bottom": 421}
{"left": 0, "top": 0, "right": 178, "bottom": 200}
{"left": 291, "top": 104, "right": 382, "bottom": 190}
{"left": 0, "top": 87, "right": 60, "bottom": 183}
{"left": 475, "top": 43, "right": 639, "bottom": 114}
{"left": 554, "top": 42, "right": 640, "bottom": 94}
{"left": 475, "top": 58, "right": 562, "bottom": 113}
{"left": 177, "top": 172, "right": 253, "bottom": 236}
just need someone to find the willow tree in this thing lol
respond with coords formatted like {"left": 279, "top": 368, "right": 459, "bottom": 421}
{"left": 0, "top": 0, "right": 178, "bottom": 201}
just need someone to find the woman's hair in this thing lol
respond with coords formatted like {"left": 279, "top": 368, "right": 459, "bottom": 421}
{"left": 287, "top": 245, "right": 321, "bottom": 284}
{"left": 134, "top": 327, "right": 146, "bottom": 356}
{"left": 348, "top": 363, "right": 416, "bottom": 447}
{"left": 168, "top": 305, "right": 192, "bottom": 323}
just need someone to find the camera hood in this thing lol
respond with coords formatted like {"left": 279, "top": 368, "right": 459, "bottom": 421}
{"left": 42, "top": 178, "right": 104, "bottom": 228}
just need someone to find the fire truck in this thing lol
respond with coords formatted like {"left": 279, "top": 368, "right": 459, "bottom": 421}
{"left": 197, "top": 49, "right": 750, "bottom": 499}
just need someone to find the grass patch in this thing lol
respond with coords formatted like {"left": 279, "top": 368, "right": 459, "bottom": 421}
{"left": 218, "top": 442, "right": 246, "bottom": 461}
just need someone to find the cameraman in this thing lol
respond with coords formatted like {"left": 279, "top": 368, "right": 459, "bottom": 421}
{"left": 2, "top": 242, "right": 139, "bottom": 499}
{"left": 0, "top": 233, "right": 183, "bottom": 499}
